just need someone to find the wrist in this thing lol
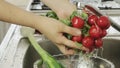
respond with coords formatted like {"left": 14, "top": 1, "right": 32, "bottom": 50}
{"left": 33, "top": 16, "right": 51, "bottom": 34}
{"left": 55, "top": 2, "right": 77, "bottom": 19}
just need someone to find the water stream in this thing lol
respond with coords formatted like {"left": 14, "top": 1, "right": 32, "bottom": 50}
{"left": 75, "top": 48, "right": 102, "bottom": 68}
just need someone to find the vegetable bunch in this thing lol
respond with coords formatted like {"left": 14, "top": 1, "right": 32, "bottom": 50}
{"left": 46, "top": 10, "right": 110, "bottom": 52}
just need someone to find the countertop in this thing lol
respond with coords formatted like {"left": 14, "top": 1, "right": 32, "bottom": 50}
{"left": 6, "top": 0, "right": 31, "bottom": 9}
{"left": 0, "top": 0, "right": 32, "bottom": 67}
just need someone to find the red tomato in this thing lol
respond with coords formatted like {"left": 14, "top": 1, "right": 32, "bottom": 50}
{"left": 71, "top": 16, "right": 84, "bottom": 29}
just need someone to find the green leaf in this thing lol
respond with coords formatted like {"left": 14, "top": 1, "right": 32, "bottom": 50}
{"left": 81, "top": 22, "right": 90, "bottom": 36}
{"left": 81, "top": 12, "right": 88, "bottom": 20}
{"left": 67, "top": 34, "right": 72, "bottom": 40}
{"left": 46, "top": 11, "right": 58, "bottom": 19}
{"left": 63, "top": 33, "right": 72, "bottom": 40}
{"left": 60, "top": 19, "right": 71, "bottom": 26}
{"left": 70, "top": 11, "right": 80, "bottom": 20}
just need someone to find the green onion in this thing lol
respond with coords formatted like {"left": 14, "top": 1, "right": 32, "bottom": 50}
{"left": 21, "top": 27, "right": 64, "bottom": 68}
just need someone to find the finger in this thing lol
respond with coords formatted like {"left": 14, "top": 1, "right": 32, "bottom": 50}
{"left": 80, "top": 46, "right": 89, "bottom": 51}
{"left": 63, "top": 26, "right": 81, "bottom": 36}
{"left": 56, "top": 44, "right": 75, "bottom": 55}
{"left": 61, "top": 37, "right": 89, "bottom": 51}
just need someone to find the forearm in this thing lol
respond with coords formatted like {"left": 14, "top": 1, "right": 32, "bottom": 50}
{"left": 0, "top": 1, "right": 41, "bottom": 28}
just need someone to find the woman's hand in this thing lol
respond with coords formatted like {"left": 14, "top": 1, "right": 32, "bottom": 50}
{"left": 41, "top": 0, "right": 76, "bottom": 19}
{"left": 35, "top": 16, "right": 88, "bottom": 55}
{"left": 39, "top": 0, "right": 88, "bottom": 54}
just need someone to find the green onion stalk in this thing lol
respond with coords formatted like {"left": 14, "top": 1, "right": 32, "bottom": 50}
{"left": 21, "top": 27, "right": 64, "bottom": 68}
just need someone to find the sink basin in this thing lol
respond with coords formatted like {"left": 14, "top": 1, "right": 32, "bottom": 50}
{"left": 98, "top": 38, "right": 120, "bottom": 68}
{"left": 23, "top": 36, "right": 120, "bottom": 68}
{"left": 33, "top": 54, "right": 114, "bottom": 68}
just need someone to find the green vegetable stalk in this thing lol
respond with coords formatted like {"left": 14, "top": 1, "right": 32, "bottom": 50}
{"left": 21, "top": 27, "right": 64, "bottom": 68}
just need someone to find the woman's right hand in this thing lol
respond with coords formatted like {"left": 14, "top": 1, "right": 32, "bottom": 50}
{"left": 35, "top": 16, "right": 89, "bottom": 55}
{"left": 39, "top": 0, "right": 89, "bottom": 54}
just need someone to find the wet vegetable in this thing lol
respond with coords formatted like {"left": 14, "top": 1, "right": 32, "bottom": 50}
{"left": 72, "top": 35, "right": 83, "bottom": 42}
{"left": 88, "top": 15, "right": 98, "bottom": 26}
{"left": 95, "top": 38, "right": 103, "bottom": 48}
{"left": 21, "top": 27, "right": 64, "bottom": 68}
{"left": 97, "top": 16, "right": 110, "bottom": 29}
{"left": 46, "top": 10, "right": 110, "bottom": 53}
{"left": 89, "top": 25, "right": 102, "bottom": 39}
{"left": 82, "top": 36, "right": 94, "bottom": 49}
{"left": 101, "top": 29, "right": 107, "bottom": 38}
{"left": 71, "top": 16, "right": 84, "bottom": 29}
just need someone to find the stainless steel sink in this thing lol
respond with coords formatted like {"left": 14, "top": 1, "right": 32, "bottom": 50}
{"left": 98, "top": 38, "right": 120, "bottom": 68}
{"left": 23, "top": 36, "right": 120, "bottom": 68}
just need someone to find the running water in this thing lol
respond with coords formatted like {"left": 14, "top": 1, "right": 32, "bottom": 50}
{"left": 75, "top": 54, "right": 94, "bottom": 68}
{"left": 75, "top": 48, "right": 103, "bottom": 68}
